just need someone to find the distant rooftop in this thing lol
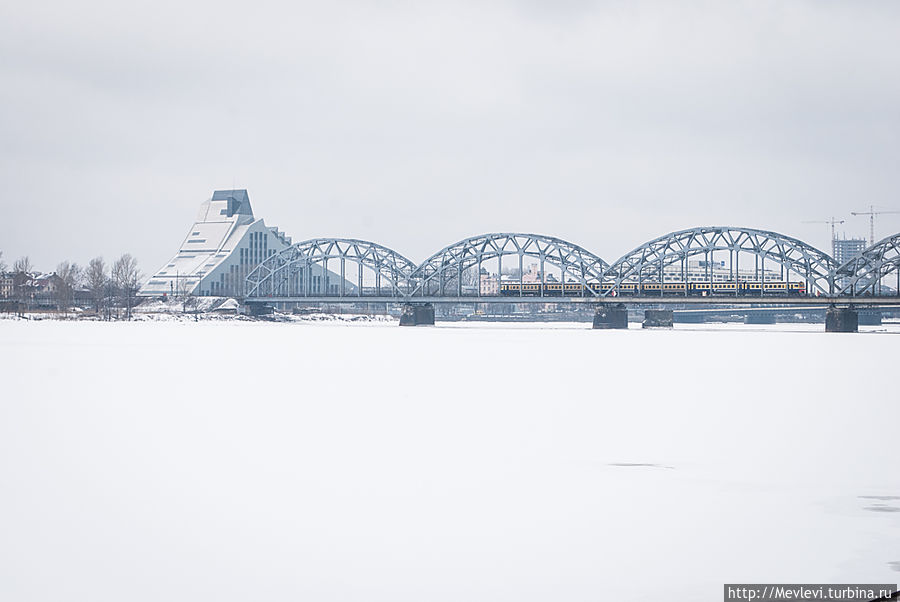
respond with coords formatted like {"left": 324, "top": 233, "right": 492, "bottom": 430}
{"left": 203, "top": 189, "right": 253, "bottom": 220}
{"left": 212, "top": 189, "right": 249, "bottom": 202}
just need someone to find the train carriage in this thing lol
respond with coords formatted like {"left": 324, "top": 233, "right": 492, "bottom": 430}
{"left": 499, "top": 280, "right": 807, "bottom": 297}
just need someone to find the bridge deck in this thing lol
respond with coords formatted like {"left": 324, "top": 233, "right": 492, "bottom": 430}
{"left": 244, "top": 295, "right": 900, "bottom": 306}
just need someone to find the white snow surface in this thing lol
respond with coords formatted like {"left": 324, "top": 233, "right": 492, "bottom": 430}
{"left": 1, "top": 320, "right": 898, "bottom": 601}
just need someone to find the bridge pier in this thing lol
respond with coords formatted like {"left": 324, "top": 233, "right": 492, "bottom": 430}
{"left": 246, "top": 303, "right": 274, "bottom": 316}
{"left": 642, "top": 309, "right": 673, "bottom": 328}
{"left": 593, "top": 303, "right": 628, "bottom": 329}
{"left": 399, "top": 303, "right": 435, "bottom": 326}
{"left": 825, "top": 306, "right": 858, "bottom": 333}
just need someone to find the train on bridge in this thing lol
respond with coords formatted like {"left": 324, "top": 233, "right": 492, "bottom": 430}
{"left": 499, "top": 280, "right": 807, "bottom": 296}
{"left": 138, "top": 190, "right": 900, "bottom": 303}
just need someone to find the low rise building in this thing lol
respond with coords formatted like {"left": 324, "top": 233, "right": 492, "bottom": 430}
{"left": 479, "top": 271, "right": 499, "bottom": 295}
{"left": 0, "top": 273, "right": 13, "bottom": 299}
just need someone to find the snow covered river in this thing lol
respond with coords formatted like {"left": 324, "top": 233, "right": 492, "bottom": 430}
{"left": 1, "top": 320, "right": 898, "bottom": 601}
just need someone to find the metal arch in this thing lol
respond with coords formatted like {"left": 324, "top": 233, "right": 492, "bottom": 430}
{"left": 603, "top": 226, "right": 839, "bottom": 295}
{"left": 239, "top": 228, "right": 891, "bottom": 302}
{"left": 408, "top": 233, "right": 609, "bottom": 297}
{"left": 245, "top": 238, "right": 417, "bottom": 298}
{"left": 834, "top": 232, "right": 900, "bottom": 296}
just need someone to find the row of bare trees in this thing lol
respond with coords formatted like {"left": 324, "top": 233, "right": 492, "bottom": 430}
{"left": 1, "top": 250, "right": 142, "bottom": 319}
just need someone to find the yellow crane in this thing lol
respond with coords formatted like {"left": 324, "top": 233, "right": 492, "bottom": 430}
{"left": 851, "top": 205, "right": 900, "bottom": 246}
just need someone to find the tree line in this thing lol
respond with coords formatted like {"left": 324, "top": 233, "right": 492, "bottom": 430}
{"left": 0, "top": 251, "right": 142, "bottom": 319}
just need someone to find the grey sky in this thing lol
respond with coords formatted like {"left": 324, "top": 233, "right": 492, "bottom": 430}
{"left": 2, "top": 0, "right": 899, "bottom": 274}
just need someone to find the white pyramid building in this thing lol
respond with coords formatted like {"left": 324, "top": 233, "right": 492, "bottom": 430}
{"left": 140, "top": 190, "right": 292, "bottom": 298}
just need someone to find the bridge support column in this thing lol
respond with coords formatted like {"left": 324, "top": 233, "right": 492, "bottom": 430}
{"left": 246, "top": 303, "right": 274, "bottom": 316}
{"left": 399, "top": 303, "right": 435, "bottom": 326}
{"left": 825, "top": 306, "right": 858, "bottom": 333}
{"left": 593, "top": 303, "right": 628, "bottom": 329}
{"left": 642, "top": 309, "right": 673, "bottom": 328}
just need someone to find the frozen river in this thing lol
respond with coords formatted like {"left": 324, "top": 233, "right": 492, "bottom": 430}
{"left": 1, "top": 319, "right": 898, "bottom": 601}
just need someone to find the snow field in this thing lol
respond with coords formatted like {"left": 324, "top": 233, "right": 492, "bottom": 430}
{"left": 0, "top": 320, "right": 898, "bottom": 601}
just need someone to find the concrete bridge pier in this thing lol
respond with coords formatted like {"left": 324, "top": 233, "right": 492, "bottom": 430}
{"left": 825, "top": 305, "right": 858, "bottom": 333}
{"left": 593, "top": 303, "right": 628, "bottom": 329}
{"left": 246, "top": 303, "right": 274, "bottom": 316}
{"left": 399, "top": 303, "right": 435, "bottom": 326}
{"left": 642, "top": 309, "right": 673, "bottom": 328}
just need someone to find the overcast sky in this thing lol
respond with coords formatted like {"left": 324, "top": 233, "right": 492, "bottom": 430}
{"left": 2, "top": 0, "right": 899, "bottom": 274}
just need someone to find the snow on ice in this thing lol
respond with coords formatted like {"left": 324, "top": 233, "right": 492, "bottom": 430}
{"left": 0, "top": 320, "right": 898, "bottom": 601}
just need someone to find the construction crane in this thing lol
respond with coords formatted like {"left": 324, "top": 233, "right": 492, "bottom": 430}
{"left": 802, "top": 217, "right": 845, "bottom": 256}
{"left": 851, "top": 205, "right": 900, "bottom": 246}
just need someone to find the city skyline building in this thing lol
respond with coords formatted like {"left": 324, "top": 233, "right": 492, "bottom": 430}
{"left": 833, "top": 236, "right": 869, "bottom": 290}
{"left": 833, "top": 236, "right": 867, "bottom": 265}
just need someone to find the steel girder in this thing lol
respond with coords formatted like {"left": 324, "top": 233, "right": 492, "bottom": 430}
{"left": 408, "top": 233, "right": 609, "bottom": 297}
{"left": 245, "top": 238, "right": 417, "bottom": 299}
{"left": 833, "top": 233, "right": 900, "bottom": 296}
{"left": 603, "top": 227, "right": 839, "bottom": 296}
{"left": 243, "top": 229, "right": 900, "bottom": 301}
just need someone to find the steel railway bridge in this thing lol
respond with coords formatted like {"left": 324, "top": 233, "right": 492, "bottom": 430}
{"left": 243, "top": 228, "right": 900, "bottom": 329}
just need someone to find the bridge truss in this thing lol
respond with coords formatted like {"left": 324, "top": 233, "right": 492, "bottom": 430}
{"left": 409, "top": 233, "right": 609, "bottom": 297}
{"left": 603, "top": 227, "right": 839, "bottom": 296}
{"left": 834, "top": 233, "right": 900, "bottom": 296}
{"left": 245, "top": 238, "right": 417, "bottom": 299}
{"left": 243, "top": 227, "right": 900, "bottom": 304}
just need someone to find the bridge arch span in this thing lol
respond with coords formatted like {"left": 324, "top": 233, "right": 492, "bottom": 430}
{"left": 834, "top": 232, "right": 900, "bottom": 296}
{"left": 603, "top": 226, "right": 838, "bottom": 295}
{"left": 245, "top": 238, "right": 417, "bottom": 299}
{"left": 409, "top": 233, "right": 609, "bottom": 297}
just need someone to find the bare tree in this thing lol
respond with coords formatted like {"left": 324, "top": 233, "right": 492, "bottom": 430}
{"left": 0, "top": 252, "right": 6, "bottom": 309}
{"left": 12, "top": 256, "right": 34, "bottom": 316}
{"left": 461, "top": 266, "right": 479, "bottom": 289}
{"left": 85, "top": 257, "right": 108, "bottom": 317}
{"left": 105, "top": 275, "right": 116, "bottom": 321}
{"left": 112, "top": 254, "right": 141, "bottom": 319}
{"left": 54, "top": 262, "right": 83, "bottom": 315}
{"left": 176, "top": 274, "right": 198, "bottom": 314}
{"left": 182, "top": 292, "right": 199, "bottom": 315}
{"left": 13, "top": 256, "right": 32, "bottom": 275}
